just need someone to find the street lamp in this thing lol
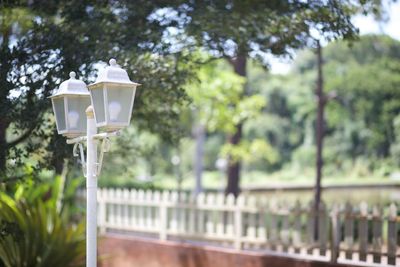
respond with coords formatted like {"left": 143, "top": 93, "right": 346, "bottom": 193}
{"left": 50, "top": 59, "right": 139, "bottom": 267}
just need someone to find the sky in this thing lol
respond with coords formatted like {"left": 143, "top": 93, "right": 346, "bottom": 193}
{"left": 270, "top": 1, "right": 400, "bottom": 74}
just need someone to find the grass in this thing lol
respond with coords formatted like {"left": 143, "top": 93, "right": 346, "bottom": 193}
{"left": 150, "top": 166, "right": 398, "bottom": 191}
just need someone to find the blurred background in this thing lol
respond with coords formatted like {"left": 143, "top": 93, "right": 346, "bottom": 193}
{"left": 1, "top": 0, "right": 400, "bottom": 205}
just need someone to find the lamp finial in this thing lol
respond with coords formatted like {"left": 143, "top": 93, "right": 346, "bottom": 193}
{"left": 109, "top": 58, "right": 117, "bottom": 66}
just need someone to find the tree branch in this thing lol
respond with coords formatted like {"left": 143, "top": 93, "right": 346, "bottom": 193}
{"left": 6, "top": 123, "right": 37, "bottom": 148}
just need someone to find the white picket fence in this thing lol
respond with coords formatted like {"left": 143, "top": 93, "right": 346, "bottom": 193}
{"left": 87, "top": 189, "right": 399, "bottom": 266}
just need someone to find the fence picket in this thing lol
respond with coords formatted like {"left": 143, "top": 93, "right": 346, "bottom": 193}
{"left": 109, "top": 188, "right": 116, "bottom": 225}
{"left": 318, "top": 202, "right": 327, "bottom": 256}
{"left": 257, "top": 197, "right": 267, "bottom": 245}
{"left": 98, "top": 189, "right": 106, "bottom": 234}
{"left": 116, "top": 189, "right": 122, "bottom": 226}
{"left": 372, "top": 205, "right": 382, "bottom": 264}
{"left": 159, "top": 191, "right": 169, "bottom": 240}
{"left": 197, "top": 193, "right": 206, "bottom": 234}
{"left": 344, "top": 202, "right": 354, "bottom": 260}
{"left": 358, "top": 202, "right": 368, "bottom": 262}
{"left": 269, "top": 200, "right": 278, "bottom": 250}
{"left": 388, "top": 203, "right": 397, "bottom": 265}
{"left": 234, "top": 195, "right": 244, "bottom": 250}
{"left": 122, "top": 189, "right": 129, "bottom": 227}
{"left": 281, "top": 202, "right": 290, "bottom": 252}
{"left": 130, "top": 189, "right": 137, "bottom": 227}
{"left": 292, "top": 201, "right": 302, "bottom": 254}
{"left": 188, "top": 194, "right": 196, "bottom": 234}
{"left": 306, "top": 201, "right": 315, "bottom": 255}
{"left": 153, "top": 191, "right": 161, "bottom": 228}
{"left": 247, "top": 196, "right": 257, "bottom": 240}
{"left": 330, "top": 204, "right": 340, "bottom": 263}
{"left": 170, "top": 191, "right": 179, "bottom": 232}
{"left": 206, "top": 193, "right": 216, "bottom": 235}
{"left": 226, "top": 194, "right": 235, "bottom": 236}
{"left": 179, "top": 192, "right": 187, "bottom": 233}
{"left": 216, "top": 194, "right": 225, "bottom": 236}
{"left": 138, "top": 190, "right": 145, "bottom": 228}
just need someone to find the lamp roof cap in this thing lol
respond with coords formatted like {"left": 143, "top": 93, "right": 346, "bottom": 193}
{"left": 51, "top": 71, "right": 89, "bottom": 97}
{"left": 89, "top": 58, "right": 139, "bottom": 87}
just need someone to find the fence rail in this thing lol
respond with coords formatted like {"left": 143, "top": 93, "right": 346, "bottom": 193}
{"left": 89, "top": 189, "right": 400, "bottom": 266}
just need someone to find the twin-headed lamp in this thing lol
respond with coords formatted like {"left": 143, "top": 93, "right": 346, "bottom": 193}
{"left": 50, "top": 59, "right": 139, "bottom": 137}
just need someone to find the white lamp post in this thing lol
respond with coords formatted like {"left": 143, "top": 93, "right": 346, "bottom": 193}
{"left": 50, "top": 59, "right": 139, "bottom": 267}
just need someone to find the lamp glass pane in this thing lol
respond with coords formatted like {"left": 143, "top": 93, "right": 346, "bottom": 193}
{"left": 91, "top": 88, "right": 105, "bottom": 123}
{"left": 107, "top": 86, "right": 134, "bottom": 123}
{"left": 52, "top": 97, "right": 66, "bottom": 131}
{"left": 67, "top": 96, "right": 90, "bottom": 132}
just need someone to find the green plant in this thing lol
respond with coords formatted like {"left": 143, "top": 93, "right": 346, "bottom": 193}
{"left": 0, "top": 178, "right": 85, "bottom": 267}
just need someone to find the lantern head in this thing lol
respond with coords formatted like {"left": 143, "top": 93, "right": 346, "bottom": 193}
{"left": 87, "top": 59, "right": 139, "bottom": 132}
{"left": 50, "top": 72, "right": 90, "bottom": 138}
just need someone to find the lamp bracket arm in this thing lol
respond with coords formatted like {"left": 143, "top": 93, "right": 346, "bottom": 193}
{"left": 73, "top": 142, "right": 87, "bottom": 177}
{"left": 94, "top": 130, "right": 119, "bottom": 176}
{"left": 96, "top": 137, "right": 111, "bottom": 176}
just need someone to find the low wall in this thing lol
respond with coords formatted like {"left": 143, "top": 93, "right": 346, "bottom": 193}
{"left": 99, "top": 234, "right": 364, "bottom": 267}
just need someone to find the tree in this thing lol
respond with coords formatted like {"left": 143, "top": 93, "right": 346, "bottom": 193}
{"left": 294, "top": 35, "right": 400, "bottom": 162}
{"left": 186, "top": 60, "right": 267, "bottom": 195}
{"left": 165, "top": 0, "right": 383, "bottom": 195}
{"left": 0, "top": 3, "right": 96, "bottom": 179}
{"left": 314, "top": 41, "right": 325, "bottom": 240}
{"left": 0, "top": 1, "right": 197, "bottom": 179}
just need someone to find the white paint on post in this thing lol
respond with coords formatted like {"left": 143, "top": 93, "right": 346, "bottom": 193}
{"left": 86, "top": 106, "right": 98, "bottom": 267}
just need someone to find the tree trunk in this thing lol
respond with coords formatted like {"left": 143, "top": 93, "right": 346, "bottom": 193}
{"left": 0, "top": 119, "right": 7, "bottom": 174}
{"left": 314, "top": 41, "right": 325, "bottom": 240}
{"left": 225, "top": 123, "right": 242, "bottom": 197}
{"left": 226, "top": 55, "right": 246, "bottom": 197}
{"left": 53, "top": 156, "right": 65, "bottom": 175}
{"left": 0, "top": 31, "right": 10, "bottom": 175}
{"left": 193, "top": 123, "right": 205, "bottom": 195}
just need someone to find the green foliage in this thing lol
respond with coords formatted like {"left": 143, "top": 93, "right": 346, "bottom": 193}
{"left": 178, "top": 0, "right": 380, "bottom": 58}
{"left": 186, "top": 60, "right": 266, "bottom": 133}
{"left": 390, "top": 115, "right": 400, "bottom": 166}
{"left": 0, "top": 177, "right": 85, "bottom": 267}
{"left": 221, "top": 138, "right": 279, "bottom": 164}
{"left": 244, "top": 34, "right": 400, "bottom": 176}
{"left": 186, "top": 60, "right": 270, "bottom": 163}
{"left": 322, "top": 35, "right": 400, "bottom": 159}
